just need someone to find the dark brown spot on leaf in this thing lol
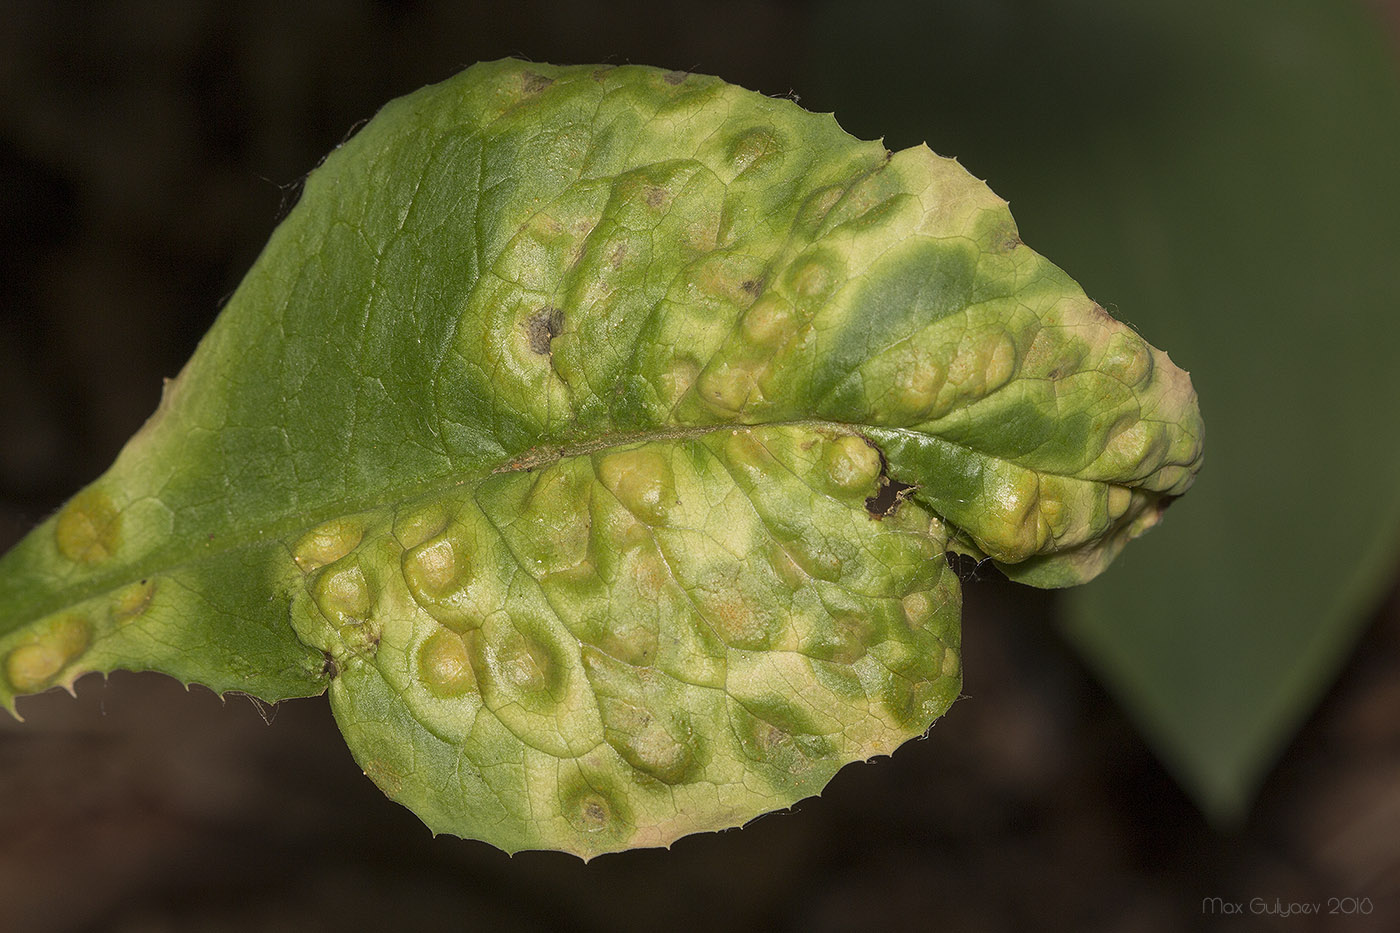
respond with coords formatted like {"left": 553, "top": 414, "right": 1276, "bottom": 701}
{"left": 525, "top": 307, "right": 564, "bottom": 355}
{"left": 1088, "top": 302, "right": 1115, "bottom": 323}
{"left": 582, "top": 797, "right": 608, "bottom": 824}
{"left": 663, "top": 70, "right": 687, "bottom": 86}
{"left": 522, "top": 71, "right": 554, "bottom": 94}
{"left": 363, "top": 759, "right": 403, "bottom": 797}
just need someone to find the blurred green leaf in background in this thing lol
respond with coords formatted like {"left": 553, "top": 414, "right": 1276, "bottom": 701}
{"left": 805, "top": 0, "right": 1400, "bottom": 822}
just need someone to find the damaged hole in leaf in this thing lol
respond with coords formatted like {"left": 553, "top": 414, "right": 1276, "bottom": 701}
{"left": 525, "top": 307, "right": 564, "bottom": 355}
{"left": 864, "top": 467, "right": 916, "bottom": 518}
{"left": 944, "top": 551, "right": 984, "bottom": 579}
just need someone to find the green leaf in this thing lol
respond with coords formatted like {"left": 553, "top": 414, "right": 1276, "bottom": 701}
{"left": 0, "top": 60, "right": 1202, "bottom": 856}
{"left": 803, "top": 0, "right": 1400, "bottom": 822}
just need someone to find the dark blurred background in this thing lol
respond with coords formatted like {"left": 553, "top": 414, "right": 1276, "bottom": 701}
{"left": 2, "top": 2, "right": 1399, "bottom": 931}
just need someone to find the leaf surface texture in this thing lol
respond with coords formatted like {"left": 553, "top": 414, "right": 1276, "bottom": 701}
{"left": 0, "top": 60, "right": 1202, "bottom": 856}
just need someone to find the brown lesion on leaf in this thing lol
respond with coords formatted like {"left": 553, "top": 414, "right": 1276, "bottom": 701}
{"left": 740, "top": 277, "right": 763, "bottom": 297}
{"left": 579, "top": 795, "right": 610, "bottom": 827}
{"left": 521, "top": 71, "right": 554, "bottom": 95}
{"left": 608, "top": 241, "right": 629, "bottom": 269}
{"left": 363, "top": 759, "right": 404, "bottom": 798}
{"left": 525, "top": 307, "right": 564, "bottom": 355}
{"left": 663, "top": 70, "right": 688, "bottom": 86}
{"left": 560, "top": 775, "right": 631, "bottom": 847}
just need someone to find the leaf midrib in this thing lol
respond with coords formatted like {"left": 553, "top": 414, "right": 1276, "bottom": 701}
{"left": 6, "top": 413, "right": 1145, "bottom": 637}
{"left": 3, "top": 419, "right": 870, "bottom": 634}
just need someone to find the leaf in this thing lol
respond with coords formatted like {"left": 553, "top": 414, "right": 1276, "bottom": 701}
{"left": 0, "top": 60, "right": 1202, "bottom": 857}
{"left": 804, "top": 0, "right": 1400, "bottom": 822}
